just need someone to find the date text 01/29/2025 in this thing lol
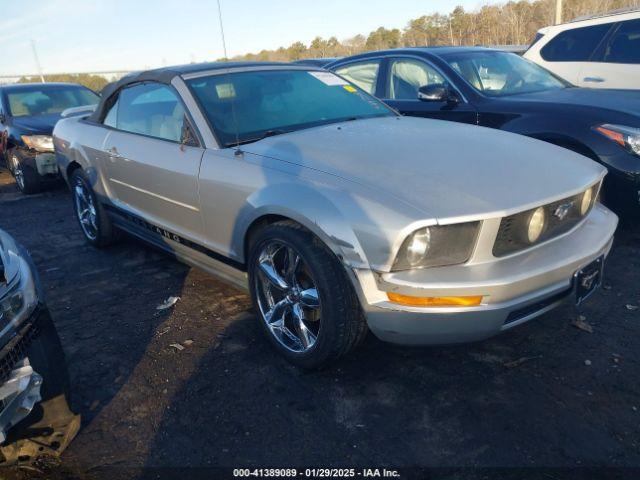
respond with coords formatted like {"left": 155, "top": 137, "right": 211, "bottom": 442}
{"left": 232, "top": 468, "right": 401, "bottom": 477}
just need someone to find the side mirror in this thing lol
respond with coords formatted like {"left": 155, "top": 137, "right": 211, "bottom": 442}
{"left": 418, "top": 84, "right": 458, "bottom": 104}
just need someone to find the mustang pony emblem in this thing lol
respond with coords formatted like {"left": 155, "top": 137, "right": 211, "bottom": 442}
{"left": 554, "top": 202, "right": 574, "bottom": 221}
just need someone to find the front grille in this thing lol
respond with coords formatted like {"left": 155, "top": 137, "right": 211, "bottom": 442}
{"left": 493, "top": 188, "right": 596, "bottom": 257}
{"left": 0, "top": 315, "right": 41, "bottom": 383}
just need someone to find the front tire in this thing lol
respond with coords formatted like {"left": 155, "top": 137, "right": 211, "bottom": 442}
{"left": 8, "top": 149, "right": 41, "bottom": 194}
{"left": 70, "top": 169, "right": 118, "bottom": 247}
{"left": 248, "top": 221, "right": 367, "bottom": 369}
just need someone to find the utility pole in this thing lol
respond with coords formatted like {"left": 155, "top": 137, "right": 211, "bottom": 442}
{"left": 30, "top": 40, "right": 45, "bottom": 83}
{"left": 555, "top": 0, "right": 563, "bottom": 25}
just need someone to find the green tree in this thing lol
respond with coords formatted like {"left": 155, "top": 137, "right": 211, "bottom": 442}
{"left": 18, "top": 73, "right": 109, "bottom": 92}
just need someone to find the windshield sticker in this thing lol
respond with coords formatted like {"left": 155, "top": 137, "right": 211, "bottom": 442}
{"left": 215, "top": 83, "right": 236, "bottom": 99}
{"left": 343, "top": 85, "right": 357, "bottom": 93}
{"left": 308, "top": 71, "right": 349, "bottom": 86}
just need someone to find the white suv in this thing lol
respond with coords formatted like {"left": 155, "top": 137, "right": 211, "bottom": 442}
{"left": 524, "top": 9, "right": 640, "bottom": 89}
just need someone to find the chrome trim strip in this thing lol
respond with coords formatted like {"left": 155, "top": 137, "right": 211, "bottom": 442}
{"left": 109, "top": 179, "right": 200, "bottom": 212}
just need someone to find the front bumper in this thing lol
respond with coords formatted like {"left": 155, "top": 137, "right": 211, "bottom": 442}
{"left": 0, "top": 360, "right": 42, "bottom": 444}
{"left": 354, "top": 203, "right": 618, "bottom": 345}
{"left": 13, "top": 147, "right": 59, "bottom": 178}
{"left": 599, "top": 149, "right": 640, "bottom": 215}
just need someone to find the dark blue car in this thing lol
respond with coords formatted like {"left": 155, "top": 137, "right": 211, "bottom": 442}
{"left": 0, "top": 83, "right": 99, "bottom": 194}
{"left": 328, "top": 48, "right": 640, "bottom": 216}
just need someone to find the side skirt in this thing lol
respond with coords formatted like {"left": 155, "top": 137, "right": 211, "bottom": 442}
{"left": 104, "top": 204, "right": 249, "bottom": 291}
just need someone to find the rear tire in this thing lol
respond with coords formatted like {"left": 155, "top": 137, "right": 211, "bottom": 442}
{"left": 70, "top": 169, "right": 118, "bottom": 247}
{"left": 8, "top": 149, "right": 41, "bottom": 194}
{"left": 248, "top": 221, "right": 367, "bottom": 369}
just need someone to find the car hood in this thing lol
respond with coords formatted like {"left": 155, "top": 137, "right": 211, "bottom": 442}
{"left": 242, "top": 116, "right": 605, "bottom": 221}
{"left": 11, "top": 113, "right": 60, "bottom": 134}
{"left": 507, "top": 87, "right": 640, "bottom": 118}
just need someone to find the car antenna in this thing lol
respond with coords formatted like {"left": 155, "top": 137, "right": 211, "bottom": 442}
{"left": 216, "top": 0, "right": 243, "bottom": 156}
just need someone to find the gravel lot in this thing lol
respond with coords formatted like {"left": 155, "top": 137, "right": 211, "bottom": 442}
{"left": 1, "top": 168, "right": 639, "bottom": 479}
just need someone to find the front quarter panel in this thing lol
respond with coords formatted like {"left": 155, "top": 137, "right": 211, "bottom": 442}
{"left": 53, "top": 117, "right": 111, "bottom": 193}
{"left": 197, "top": 148, "right": 425, "bottom": 272}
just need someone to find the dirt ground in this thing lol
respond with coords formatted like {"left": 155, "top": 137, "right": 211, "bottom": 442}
{"left": 0, "top": 168, "right": 639, "bottom": 479}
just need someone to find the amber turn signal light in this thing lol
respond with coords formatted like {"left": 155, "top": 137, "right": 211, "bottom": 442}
{"left": 387, "top": 292, "right": 483, "bottom": 307}
{"left": 595, "top": 126, "right": 626, "bottom": 147}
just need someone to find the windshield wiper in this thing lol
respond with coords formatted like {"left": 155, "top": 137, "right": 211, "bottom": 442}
{"left": 233, "top": 129, "right": 290, "bottom": 146}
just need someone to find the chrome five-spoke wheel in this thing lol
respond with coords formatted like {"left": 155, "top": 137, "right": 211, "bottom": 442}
{"left": 73, "top": 177, "right": 98, "bottom": 241}
{"left": 11, "top": 155, "right": 25, "bottom": 191}
{"left": 254, "top": 241, "right": 321, "bottom": 353}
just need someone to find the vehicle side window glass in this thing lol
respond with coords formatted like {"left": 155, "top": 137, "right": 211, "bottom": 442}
{"left": 388, "top": 59, "right": 445, "bottom": 100}
{"left": 117, "top": 83, "right": 191, "bottom": 143}
{"left": 603, "top": 19, "right": 640, "bottom": 64}
{"left": 103, "top": 99, "right": 118, "bottom": 128}
{"left": 334, "top": 61, "right": 380, "bottom": 94}
{"left": 541, "top": 23, "right": 611, "bottom": 61}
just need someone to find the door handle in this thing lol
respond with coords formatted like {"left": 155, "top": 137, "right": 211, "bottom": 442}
{"left": 583, "top": 76, "right": 605, "bottom": 83}
{"left": 106, "top": 146, "right": 123, "bottom": 159}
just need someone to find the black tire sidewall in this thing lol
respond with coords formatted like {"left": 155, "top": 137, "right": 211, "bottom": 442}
{"left": 70, "top": 169, "right": 116, "bottom": 247}
{"left": 9, "top": 149, "right": 41, "bottom": 194}
{"left": 248, "top": 223, "right": 358, "bottom": 369}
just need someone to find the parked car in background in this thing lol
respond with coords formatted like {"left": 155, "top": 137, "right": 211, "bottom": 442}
{"left": 328, "top": 48, "right": 640, "bottom": 215}
{"left": 524, "top": 8, "right": 640, "bottom": 89}
{"left": 0, "top": 83, "right": 99, "bottom": 194}
{"left": 0, "top": 228, "right": 78, "bottom": 463}
{"left": 54, "top": 62, "right": 616, "bottom": 368}
{"left": 292, "top": 58, "right": 341, "bottom": 68}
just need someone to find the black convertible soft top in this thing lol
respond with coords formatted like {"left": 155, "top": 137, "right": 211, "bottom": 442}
{"left": 89, "top": 61, "right": 287, "bottom": 122}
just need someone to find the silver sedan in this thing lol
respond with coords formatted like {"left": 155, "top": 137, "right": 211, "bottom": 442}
{"left": 53, "top": 63, "right": 617, "bottom": 368}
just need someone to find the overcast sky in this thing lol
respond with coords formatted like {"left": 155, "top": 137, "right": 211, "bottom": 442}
{"left": 1, "top": 0, "right": 490, "bottom": 75}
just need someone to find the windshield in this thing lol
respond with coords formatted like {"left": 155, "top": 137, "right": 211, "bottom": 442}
{"left": 442, "top": 51, "right": 568, "bottom": 97}
{"left": 187, "top": 69, "right": 394, "bottom": 147}
{"left": 5, "top": 85, "right": 99, "bottom": 117}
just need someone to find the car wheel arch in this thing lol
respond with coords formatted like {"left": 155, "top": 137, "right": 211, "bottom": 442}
{"left": 66, "top": 161, "right": 82, "bottom": 184}
{"left": 527, "top": 133, "right": 601, "bottom": 162}
{"left": 240, "top": 208, "right": 365, "bottom": 269}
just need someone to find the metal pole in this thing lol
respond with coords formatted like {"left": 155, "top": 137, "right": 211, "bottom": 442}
{"left": 30, "top": 40, "right": 45, "bottom": 83}
{"left": 555, "top": 0, "right": 563, "bottom": 25}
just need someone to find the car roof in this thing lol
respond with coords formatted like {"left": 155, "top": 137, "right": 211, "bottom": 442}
{"left": 0, "top": 82, "right": 86, "bottom": 92}
{"left": 538, "top": 8, "right": 640, "bottom": 33}
{"left": 329, "top": 46, "right": 502, "bottom": 64}
{"left": 89, "top": 61, "right": 315, "bottom": 123}
{"left": 292, "top": 58, "right": 340, "bottom": 66}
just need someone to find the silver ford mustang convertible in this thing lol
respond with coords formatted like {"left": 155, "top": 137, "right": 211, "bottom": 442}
{"left": 54, "top": 62, "right": 617, "bottom": 368}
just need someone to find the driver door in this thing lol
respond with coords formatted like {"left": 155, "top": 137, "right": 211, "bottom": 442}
{"left": 381, "top": 57, "right": 477, "bottom": 124}
{"left": 101, "top": 82, "right": 205, "bottom": 241}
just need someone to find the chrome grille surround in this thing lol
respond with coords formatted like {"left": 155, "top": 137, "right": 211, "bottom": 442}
{"left": 493, "top": 184, "right": 600, "bottom": 258}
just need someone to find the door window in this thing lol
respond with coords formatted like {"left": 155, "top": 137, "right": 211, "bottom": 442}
{"left": 602, "top": 19, "right": 640, "bottom": 64}
{"left": 114, "top": 83, "right": 194, "bottom": 143}
{"left": 388, "top": 59, "right": 445, "bottom": 100}
{"left": 103, "top": 101, "right": 118, "bottom": 128}
{"left": 541, "top": 23, "right": 612, "bottom": 62}
{"left": 334, "top": 60, "right": 380, "bottom": 94}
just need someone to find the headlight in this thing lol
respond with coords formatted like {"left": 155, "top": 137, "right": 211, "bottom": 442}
{"left": 0, "top": 233, "right": 39, "bottom": 328}
{"left": 392, "top": 222, "right": 480, "bottom": 271}
{"left": 595, "top": 124, "right": 640, "bottom": 157}
{"left": 527, "top": 207, "right": 546, "bottom": 243}
{"left": 21, "top": 135, "right": 54, "bottom": 152}
{"left": 580, "top": 187, "right": 593, "bottom": 216}
{"left": 0, "top": 267, "right": 38, "bottom": 327}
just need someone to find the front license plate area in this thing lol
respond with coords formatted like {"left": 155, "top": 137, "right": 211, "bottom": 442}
{"left": 574, "top": 256, "right": 604, "bottom": 305}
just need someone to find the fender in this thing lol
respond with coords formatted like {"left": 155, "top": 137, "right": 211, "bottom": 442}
{"left": 232, "top": 182, "right": 371, "bottom": 270}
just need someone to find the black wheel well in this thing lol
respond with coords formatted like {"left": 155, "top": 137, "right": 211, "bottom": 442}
{"left": 243, "top": 214, "right": 294, "bottom": 262}
{"left": 66, "top": 161, "right": 82, "bottom": 183}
